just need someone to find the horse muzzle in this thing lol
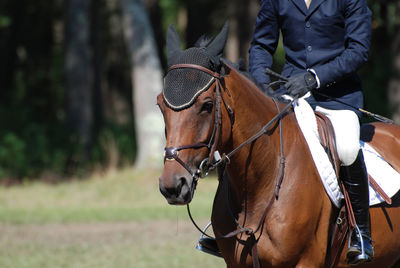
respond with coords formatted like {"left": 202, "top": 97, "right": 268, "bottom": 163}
{"left": 159, "top": 173, "right": 195, "bottom": 205}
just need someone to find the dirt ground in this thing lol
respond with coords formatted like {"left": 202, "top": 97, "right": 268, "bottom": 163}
{"left": 0, "top": 220, "right": 225, "bottom": 268}
{"left": 0, "top": 220, "right": 195, "bottom": 245}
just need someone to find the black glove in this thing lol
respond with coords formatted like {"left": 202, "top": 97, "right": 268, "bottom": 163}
{"left": 284, "top": 72, "right": 317, "bottom": 98}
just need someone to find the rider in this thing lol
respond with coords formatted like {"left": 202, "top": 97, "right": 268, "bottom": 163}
{"left": 249, "top": 0, "right": 373, "bottom": 265}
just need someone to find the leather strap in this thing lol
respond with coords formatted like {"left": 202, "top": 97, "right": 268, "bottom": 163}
{"left": 315, "top": 112, "right": 340, "bottom": 177}
{"left": 341, "top": 181, "right": 356, "bottom": 229}
{"left": 169, "top": 64, "right": 221, "bottom": 78}
{"left": 369, "top": 175, "right": 392, "bottom": 204}
{"left": 327, "top": 206, "right": 348, "bottom": 268}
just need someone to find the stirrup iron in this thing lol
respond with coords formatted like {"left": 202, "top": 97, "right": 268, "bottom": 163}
{"left": 347, "top": 225, "right": 373, "bottom": 265}
{"left": 196, "top": 222, "right": 222, "bottom": 258}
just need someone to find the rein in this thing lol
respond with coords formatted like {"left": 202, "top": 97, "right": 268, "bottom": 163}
{"left": 164, "top": 63, "right": 292, "bottom": 268}
{"left": 211, "top": 99, "right": 290, "bottom": 268}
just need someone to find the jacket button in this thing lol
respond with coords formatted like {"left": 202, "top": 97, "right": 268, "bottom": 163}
{"left": 306, "top": 21, "right": 311, "bottom": 28}
{"left": 307, "top": 46, "right": 312, "bottom": 52}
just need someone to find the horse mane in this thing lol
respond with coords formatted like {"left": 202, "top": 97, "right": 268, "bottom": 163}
{"left": 194, "top": 34, "right": 212, "bottom": 48}
{"left": 221, "top": 58, "right": 277, "bottom": 98}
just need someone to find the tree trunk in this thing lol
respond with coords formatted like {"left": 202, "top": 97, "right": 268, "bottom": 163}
{"left": 389, "top": 28, "right": 400, "bottom": 123}
{"left": 0, "top": 0, "right": 26, "bottom": 102}
{"left": 119, "top": 0, "right": 164, "bottom": 168}
{"left": 226, "top": 0, "right": 259, "bottom": 65}
{"left": 388, "top": 2, "right": 400, "bottom": 124}
{"left": 144, "top": 0, "right": 166, "bottom": 70}
{"left": 65, "top": 0, "right": 93, "bottom": 156}
{"left": 90, "top": 0, "right": 104, "bottom": 138}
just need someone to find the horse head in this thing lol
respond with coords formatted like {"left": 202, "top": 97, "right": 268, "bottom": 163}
{"left": 157, "top": 23, "right": 229, "bottom": 205}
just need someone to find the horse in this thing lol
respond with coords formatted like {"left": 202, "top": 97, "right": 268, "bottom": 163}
{"left": 157, "top": 23, "right": 400, "bottom": 267}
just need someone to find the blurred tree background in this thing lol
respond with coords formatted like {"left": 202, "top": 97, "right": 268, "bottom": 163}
{"left": 0, "top": 0, "right": 398, "bottom": 181}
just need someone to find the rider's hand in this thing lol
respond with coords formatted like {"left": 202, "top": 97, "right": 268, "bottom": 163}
{"left": 284, "top": 72, "right": 317, "bottom": 98}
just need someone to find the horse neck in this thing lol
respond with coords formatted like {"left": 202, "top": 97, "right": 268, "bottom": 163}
{"left": 218, "top": 67, "right": 330, "bottom": 234}
{"left": 220, "top": 67, "right": 284, "bottom": 205}
{"left": 214, "top": 66, "right": 334, "bottom": 252}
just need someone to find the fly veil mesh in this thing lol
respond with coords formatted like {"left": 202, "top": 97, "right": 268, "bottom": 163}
{"left": 163, "top": 48, "right": 217, "bottom": 111}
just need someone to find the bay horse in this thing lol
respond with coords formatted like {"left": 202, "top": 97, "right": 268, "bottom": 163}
{"left": 157, "top": 23, "right": 400, "bottom": 267}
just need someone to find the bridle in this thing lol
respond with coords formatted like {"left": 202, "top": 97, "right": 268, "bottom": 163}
{"left": 163, "top": 63, "right": 231, "bottom": 187}
{"left": 163, "top": 62, "right": 293, "bottom": 268}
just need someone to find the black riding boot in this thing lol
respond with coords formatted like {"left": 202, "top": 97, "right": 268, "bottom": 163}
{"left": 343, "top": 150, "right": 374, "bottom": 265}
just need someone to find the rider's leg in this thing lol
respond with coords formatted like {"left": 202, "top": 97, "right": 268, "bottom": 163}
{"left": 315, "top": 106, "right": 373, "bottom": 264}
{"left": 343, "top": 151, "right": 374, "bottom": 263}
{"left": 314, "top": 107, "right": 360, "bottom": 166}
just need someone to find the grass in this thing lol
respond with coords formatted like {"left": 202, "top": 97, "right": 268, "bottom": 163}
{"left": 0, "top": 169, "right": 217, "bottom": 223}
{"left": 0, "top": 168, "right": 226, "bottom": 267}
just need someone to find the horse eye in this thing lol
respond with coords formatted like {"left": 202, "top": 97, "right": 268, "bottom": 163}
{"left": 200, "top": 101, "right": 213, "bottom": 113}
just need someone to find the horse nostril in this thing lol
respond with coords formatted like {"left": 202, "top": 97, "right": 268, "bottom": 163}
{"left": 159, "top": 176, "right": 188, "bottom": 199}
{"left": 177, "top": 177, "right": 185, "bottom": 194}
{"left": 165, "top": 184, "right": 178, "bottom": 196}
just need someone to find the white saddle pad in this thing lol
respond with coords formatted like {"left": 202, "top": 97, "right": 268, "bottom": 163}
{"left": 293, "top": 97, "right": 400, "bottom": 207}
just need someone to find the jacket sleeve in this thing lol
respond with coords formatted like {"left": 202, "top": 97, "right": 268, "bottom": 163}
{"left": 249, "top": 0, "right": 279, "bottom": 85}
{"left": 313, "top": 0, "right": 372, "bottom": 87}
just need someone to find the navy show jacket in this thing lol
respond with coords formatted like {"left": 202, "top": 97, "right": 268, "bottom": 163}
{"left": 249, "top": 0, "right": 372, "bottom": 115}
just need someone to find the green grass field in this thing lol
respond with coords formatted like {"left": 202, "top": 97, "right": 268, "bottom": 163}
{"left": 0, "top": 169, "right": 225, "bottom": 267}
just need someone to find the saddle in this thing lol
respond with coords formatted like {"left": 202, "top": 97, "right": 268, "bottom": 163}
{"left": 315, "top": 112, "right": 392, "bottom": 204}
{"left": 315, "top": 112, "right": 340, "bottom": 177}
{"left": 314, "top": 112, "right": 391, "bottom": 267}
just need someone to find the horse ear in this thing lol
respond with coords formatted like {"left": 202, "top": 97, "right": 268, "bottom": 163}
{"left": 166, "top": 24, "right": 182, "bottom": 66}
{"left": 206, "top": 21, "right": 229, "bottom": 57}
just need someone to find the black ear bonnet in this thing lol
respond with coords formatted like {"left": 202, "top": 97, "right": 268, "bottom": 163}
{"left": 163, "top": 22, "right": 228, "bottom": 111}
